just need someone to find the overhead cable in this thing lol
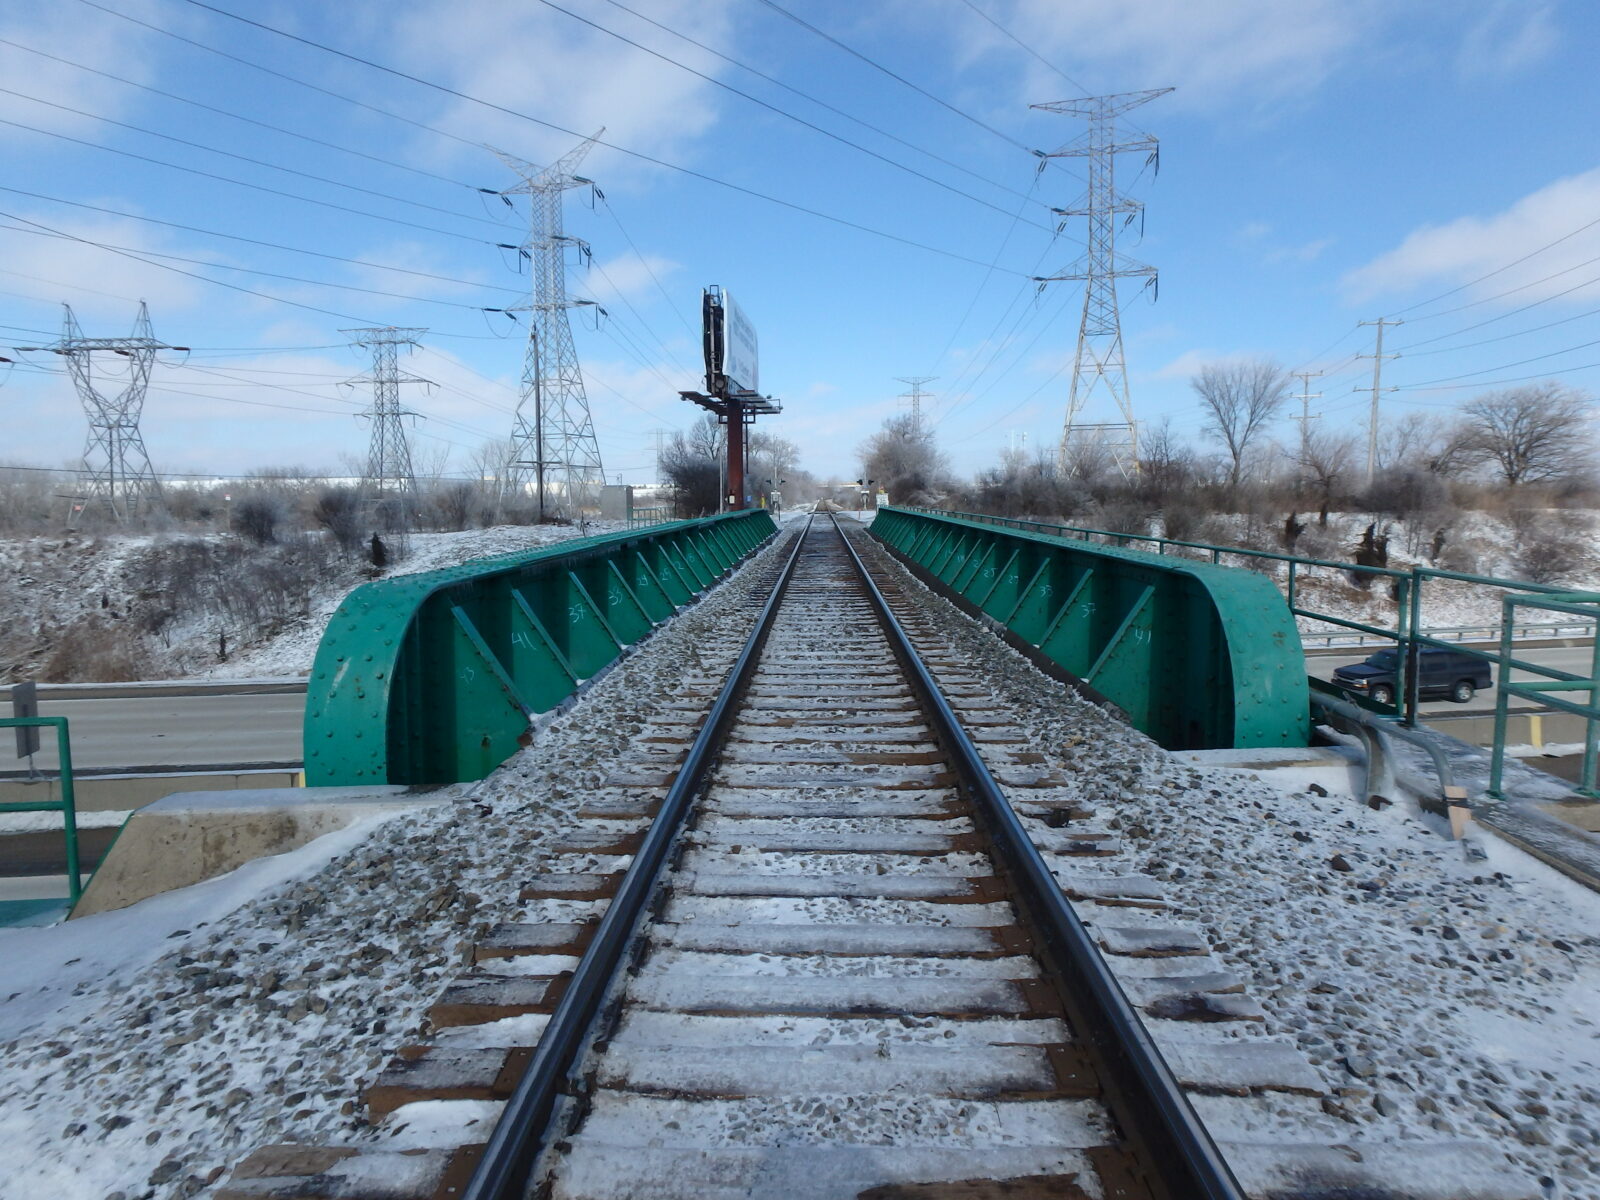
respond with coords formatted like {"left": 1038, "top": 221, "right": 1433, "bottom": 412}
{"left": 88, "top": 0, "right": 1031, "bottom": 275}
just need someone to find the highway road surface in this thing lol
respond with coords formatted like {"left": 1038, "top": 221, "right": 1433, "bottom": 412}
{"left": 1308, "top": 644, "right": 1598, "bottom": 716}
{"left": 9, "top": 691, "right": 304, "bottom": 773}
{"left": 6, "top": 642, "right": 1593, "bottom": 777}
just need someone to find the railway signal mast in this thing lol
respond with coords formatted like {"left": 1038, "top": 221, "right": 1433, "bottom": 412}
{"left": 492, "top": 134, "right": 607, "bottom": 516}
{"left": 16, "top": 302, "right": 185, "bottom": 526}
{"left": 1033, "top": 88, "right": 1172, "bottom": 479}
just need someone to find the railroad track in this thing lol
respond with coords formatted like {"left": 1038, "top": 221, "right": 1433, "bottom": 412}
{"left": 222, "top": 515, "right": 1235, "bottom": 1198}
{"left": 219, "top": 515, "right": 1545, "bottom": 1200}
{"left": 420, "top": 515, "right": 1237, "bottom": 1200}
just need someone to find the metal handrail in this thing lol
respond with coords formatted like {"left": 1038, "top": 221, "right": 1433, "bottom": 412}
{"left": 625, "top": 506, "right": 671, "bottom": 529}
{"left": 1491, "top": 592, "right": 1600, "bottom": 798}
{"left": 0, "top": 716, "right": 82, "bottom": 904}
{"left": 461, "top": 519, "right": 811, "bottom": 1200}
{"left": 834, "top": 515, "right": 1245, "bottom": 1200}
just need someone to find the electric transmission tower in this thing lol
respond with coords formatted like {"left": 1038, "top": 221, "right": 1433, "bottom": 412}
{"left": 343, "top": 326, "right": 426, "bottom": 514}
{"left": 17, "top": 303, "right": 181, "bottom": 526}
{"left": 1033, "top": 88, "right": 1172, "bottom": 479}
{"left": 896, "top": 376, "right": 936, "bottom": 436}
{"left": 491, "top": 133, "right": 607, "bottom": 516}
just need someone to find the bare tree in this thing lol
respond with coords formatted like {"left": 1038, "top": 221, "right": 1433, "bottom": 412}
{"left": 748, "top": 431, "right": 800, "bottom": 507}
{"left": 1136, "top": 417, "right": 1197, "bottom": 505}
{"left": 1456, "top": 382, "right": 1596, "bottom": 486}
{"left": 468, "top": 438, "right": 519, "bottom": 524}
{"left": 859, "top": 414, "right": 947, "bottom": 503}
{"left": 662, "top": 416, "right": 724, "bottom": 516}
{"left": 1296, "top": 429, "right": 1358, "bottom": 525}
{"left": 1191, "top": 358, "right": 1290, "bottom": 491}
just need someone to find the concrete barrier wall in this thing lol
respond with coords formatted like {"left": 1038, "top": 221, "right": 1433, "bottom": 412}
{"left": 0, "top": 768, "right": 302, "bottom": 814}
{"left": 71, "top": 785, "right": 438, "bottom": 918}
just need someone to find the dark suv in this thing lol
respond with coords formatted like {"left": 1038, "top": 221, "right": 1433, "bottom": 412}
{"left": 1332, "top": 646, "right": 1493, "bottom": 706}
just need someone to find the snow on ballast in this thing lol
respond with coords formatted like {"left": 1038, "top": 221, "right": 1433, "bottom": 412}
{"left": 207, "top": 518, "right": 1544, "bottom": 1200}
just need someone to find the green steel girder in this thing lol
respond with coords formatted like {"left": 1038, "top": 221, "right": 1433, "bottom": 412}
{"left": 869, "top": 507, "right": 1308, "bottom": 750}
{"left": 305, "top": 510, "right": 777, "bottom": 786}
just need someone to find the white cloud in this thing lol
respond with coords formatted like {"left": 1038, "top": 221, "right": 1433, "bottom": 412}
{"left": 586, "top": 251, "right": 680, "bottom": 305}
{"left": 1341, "top": 168, "right": 1600, "bottom": 306}
{"left": 1266, "top": 237, "right": 1332, "bottom": 265}
{"left": 1456, "top": 1, "right": 1557, "bottom": 78}
{"left": 1151, "top": 348, "right": 1220, "bottom": 380}
{"left": 377, "top": 0, "right": 735, "bottom": 179}
{"left": 972, "top": 0, "right": 1382, "bottom": 111}
{"left": 0, "top": 0, "right": 171, "bottom": 145}
{"left": 0, "top": 210, "right": 210, "bottom": 319}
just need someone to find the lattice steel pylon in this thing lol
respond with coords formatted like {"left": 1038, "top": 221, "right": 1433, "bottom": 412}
{"left": 22, "top": 303, "right": 174, "bottom": 526}
{"left": 343, "top": 326, "right": 426, "bottom": 510}
{"left": 491, "top": 133, "right": 606, "bottom": 516}
{"left": 1033, "top": 89, "right": 1172, "bottom": 479}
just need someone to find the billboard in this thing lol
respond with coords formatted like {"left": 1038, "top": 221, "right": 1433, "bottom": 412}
{"left": 721, "top": 290, "right": 759, "bottom": 395}
{"left": 704, "top": 286, "right": 759, "bottom": 397}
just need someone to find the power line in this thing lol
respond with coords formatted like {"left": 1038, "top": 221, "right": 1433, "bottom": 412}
{"left": 1398, "top": 362, "right": 1600, "bottom": 393}
{"left": 0, "top": 34, "right": 491, "bottom": 194}
{"left": 0, "top": 115, "right": 497, "bottom": 247}
{"left": 1399, "top": 249, "right": 1600, "bottom": 324}
{"left": 957, "top": 0, "right": 1087, "bottom": 92}
{"left": 595, "top": 193, "right": 698, "bottom": 342}
{"left": 1386, "top": 211, "right": 1600, "bottom": 319}
{"left": 1396, "top": 334, "right": 1600, "bottom": 389}
{"left": 532, "top": 0, "right": 1052, "bottom": 229}
{"left": 90, "top": 0, "right": 1032, "bottom": 276}
{"left": 1393, "top": 267, "right": 1600, "bottom": 353}
{"left": 752, "top": 0, "right": 1045, "bottom": 159}
{"left": 1397, "top": 299, "right": 1600, "bottom": 358}
{"left": 593, "top": 0, "right": 1059, "bottom": 206}
{"left": 929, "top": 173, "right": 1045, "bottom": 378}
{"left": 0, "top": 207, "right": 524, "bottom": 343}
{"left": 933, "top": 281, "right": 1070, "bottom": 428}
{"left": 0, "top": 84, "right": 506, "bottom": 230}
{"left": 1, "top": 221, "right": 504, "bottom": 312}
{"left": 0, "top": 207, "right": 381, "bottom": 324}
{"left": 0, "top": 185, "right": 523, "bottom": 296}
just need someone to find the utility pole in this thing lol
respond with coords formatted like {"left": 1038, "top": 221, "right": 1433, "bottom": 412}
{"left": 492, "top": 134, "right": 607, "bottom": 517}
{"left": 16, "top": 303, "right": 184, "bottom": 526}
{"left": 1033, "top": 88, "right": 1172, "bottom": 480}
{"left": 342, "top": 326, "right": 427, "bottom": 525}
{"left": 1356, "top": 318, "right": 1402, "bottom": 486}
{"left": 895, "top": 376, "right": 936, "bottom": 436}
{"left": 1291, "top": 370, "right": 1322, "bottom": 458}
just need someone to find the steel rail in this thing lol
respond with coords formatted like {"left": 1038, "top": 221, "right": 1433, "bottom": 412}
{"left": 461, "top": 517, "right": 812, "bottom": 1200}
{"left": 831, "top": 514, "right": 1246, "bottom": 1200}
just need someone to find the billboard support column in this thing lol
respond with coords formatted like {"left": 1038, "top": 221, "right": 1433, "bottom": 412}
{"left": 726, "top": 398, "right": 747, "bottom": 511}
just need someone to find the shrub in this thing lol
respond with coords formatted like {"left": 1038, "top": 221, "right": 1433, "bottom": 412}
{"left": 233, "top": 495, "right": 282, "bottom": 545}
{"left": 40, "top": 617, "right": 160, "bottom": 682}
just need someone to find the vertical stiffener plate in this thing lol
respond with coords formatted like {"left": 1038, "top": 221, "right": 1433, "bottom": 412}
{"left": 304, "top": 511, "right": 777, "bottom": 786}
{"left": 869, "top": 508, "right": 1308, "bottom": 749}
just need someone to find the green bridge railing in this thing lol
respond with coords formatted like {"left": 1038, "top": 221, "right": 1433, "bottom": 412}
{"left": 0, "top": 715, "right": 82, "bottom": 909}
{"left": 305, "top": 510, "right": 777, "bottom": 786}
{"left": 869, "top": 507, "right": 1309, "bottom": 750}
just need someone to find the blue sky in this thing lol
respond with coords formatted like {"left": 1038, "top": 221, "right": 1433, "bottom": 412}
{"left": 2, "top": 0, "right": 1597, "bottom": 485}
